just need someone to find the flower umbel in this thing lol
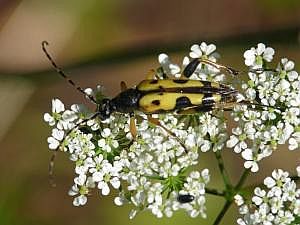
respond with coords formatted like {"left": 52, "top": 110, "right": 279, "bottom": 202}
{"left": 44, "top": 43, "right": 300, "bottom": 223}
{"left": 236, "top": 169, "right": 300, "bottom": 225}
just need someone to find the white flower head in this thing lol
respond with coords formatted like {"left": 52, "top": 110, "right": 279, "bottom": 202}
{"left": 44, "top": 98, "right": 65, "bottom": 126}
{"left": 244, "top": 43, "right": 275, "bottom": 69}
{"left": 158, "top": 54, "right": 180, "bottom": 76}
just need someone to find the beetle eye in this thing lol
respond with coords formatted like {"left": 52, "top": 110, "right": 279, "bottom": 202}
{"left": 98, "top": 99, "right": 112, "bottom": 120}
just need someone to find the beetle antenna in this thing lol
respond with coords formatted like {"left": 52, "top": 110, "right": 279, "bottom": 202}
{"left": 235, "top": 68, "right": 278, "bottom": 76}
{"left": 239, "top": 100, "right": 285, "bottom": 112}
{"left": 48, "top": 151, "right": 57, "bottom": 187}
{"left": 48, "top": 112, "right": 100, "bottom": 186}
{"left": 41, "top": 41, "right": 97, "bottom": 104}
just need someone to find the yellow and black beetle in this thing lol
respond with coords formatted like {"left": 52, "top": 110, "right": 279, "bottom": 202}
{"left": 42, "top": 41, "right": 244, "bottom": 140}
{"left": 96, "top": 57, "right": 240, "bottom": 121}
{"left": 42, "top": 41, "right": 280, "bottom": 139}
{"left": 99, "top": 77, "right": 239, "bottom": 118}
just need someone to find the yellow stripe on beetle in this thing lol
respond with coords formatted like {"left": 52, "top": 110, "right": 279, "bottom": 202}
{"left": 139, "top": 92, "right": 207, "bottom": 113}
{"left": 137, "top": 79, "right": 207, "bottom": 91}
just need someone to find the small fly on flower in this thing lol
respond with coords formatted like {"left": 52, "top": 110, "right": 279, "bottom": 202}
{"left": 177, "top": 194, "right": 195, "bottom": 203}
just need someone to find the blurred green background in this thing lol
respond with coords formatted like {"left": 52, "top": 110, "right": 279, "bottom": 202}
{"left": 0, "top": 1, "right": 300, "bottom": 225}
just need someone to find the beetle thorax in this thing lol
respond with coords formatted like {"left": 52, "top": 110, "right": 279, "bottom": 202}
{"left": 110, "top": 88, "right": 141, "bottom": 113}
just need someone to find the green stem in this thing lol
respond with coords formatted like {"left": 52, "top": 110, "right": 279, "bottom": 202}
{"left": 214, "top": 151, "right": 232, "bottom": 189}
{"left": 235, "top": 169, "right": 250, "bottom": 190}
{"left": 205, "top": 187, "right": 225, "bottom": 197}
{"left": 212, "top": 162, "right": 251, "bottom": 225}
{"left": 212, "top": 200, "right": 232, "bottom": 225}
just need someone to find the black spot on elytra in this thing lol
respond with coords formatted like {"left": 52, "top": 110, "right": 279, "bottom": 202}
{"left": 173, "top": 79, "right": 188, "bottom": 84}
{"left": 150, "top": 80, "right": 158, "bottom": 84}
{"left": 176, "top": 96, "right": 192, "bottom": 108}
{"left": 152, "top": 100, "right": 160, "bottom": 105}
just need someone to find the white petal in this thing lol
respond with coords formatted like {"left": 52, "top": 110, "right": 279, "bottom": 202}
{"left": 251, "top": 162, "right": 259, "bottom": 172}
{"left": 52, "top": 99, "right": 65, "bottom": 113}
{"left": 73, "top": 196, "right": 81, "bottom": 206}
{"left": 44, "top": 113, "right": 55, "bottom": 126}
{"left": 226, "top": 135, "right": 239, "bottom": 148}
{"left": 244, "top": 161, "right": 253, "bottom": 169}
{"left": 102, "top": 128, "right": 111, "bottom": 137}
{"left": 285, "top": 60, "right": 294, "bottom": 70}
{"left": 68, "top": 185, "right": 79, "bottom": 196}
{"left": 98, "top": 139, "right": 106, "bottom": 148}
{"left": 263, "top": 47, "right": 275, "bottom": 61}
{"left": 190, "top": 44, "right": 202, "bottom": 58}
{"left": 79, "top": 195, "right": 87, "bottom": 205}
{"left": 288, "top": 71, "right": 298, "bottom": 81}
{"left": 158, "top": 53, "right": 169, "bottom": 64}
{"left": 241, "top": 149, "right": 253, "bottom": 160}
{"left": 52, "top": 128, "right": 64, "bottom": 141}
{"left": 200, "top": 140, "right": 211, "bottom": 152}
{"left": 73, "top": 195, "right": 87, "bottom": 206}
{"left": 205, "top": 44, "right": 216, "bottom": 55}
{"left": 264, "top": 177, "right": 276, "bottom": 188}
{"left": 92, "top": 171, "right": 103, "bottom": 182}
{"left": 47, "top": 137, "right": 59, "bottom": 149}
{"left": 114, "top": 197, "right": 124, "bottom": 206}
{"left": 74, "top": 174, "right": 86, "bottom": 186}
{"left": 256, "top": 43, "right": 266, "bottom": 55}
{"left": 252, "top": 196, "right": 263, "bottom": 205}
{"left": 110, "top": 177, "right": 121, "bottom": 189}
{"left": 234, "top": 194, "right": 244, "bottom": 206}
{"left": 111, "top": 140, "right": 119, "bottom": 148}
{"left": 101, "top": 183, "right": 110, "bottom": 195}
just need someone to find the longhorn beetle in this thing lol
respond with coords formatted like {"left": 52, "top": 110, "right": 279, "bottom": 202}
{"left": 42, "top": 41, "right": 280, "bottom": 186}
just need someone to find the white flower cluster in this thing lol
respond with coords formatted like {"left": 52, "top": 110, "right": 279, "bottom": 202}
{"left": 227, "top": 43, "right": 300, "bottom": 172}
{"left": 158, "top": 42, "right": 224, "bottom": 82}
{"left": 44, "top": 42, "right": 300, "bottom": 220}
{"left": 235, "top": 168, "right": 300, "bottom": 225}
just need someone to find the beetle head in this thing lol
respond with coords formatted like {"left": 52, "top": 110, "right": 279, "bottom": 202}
{"left": 98, "top": 98, "right": 115, "bottom": 120}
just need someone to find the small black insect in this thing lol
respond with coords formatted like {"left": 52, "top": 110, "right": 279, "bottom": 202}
{"left": 177, "top": 194, "right": 195, "bottom": 203}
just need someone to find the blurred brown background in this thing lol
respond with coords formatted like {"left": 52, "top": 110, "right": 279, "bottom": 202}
{"left": 0, "top": 1, "right": 300, "bottom": 225}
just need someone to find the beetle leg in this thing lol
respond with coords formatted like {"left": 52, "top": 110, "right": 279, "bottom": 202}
{"left": 183, "top": 58, "right": 239, "bottom": 78}
{"left": 129, "top": 112, "right": 137, "bottom": 139}
{"left": 120, "top": 81, "right": 127, "bottom": 91}
{"left": 146, "top": 68, "right": 168, "bottom": 79}
{"left": 215, "top": 102, "right": 236, "bottom": 111}
{"left": 146, "top": 69, "right": 158, "bottom": 79}
{"left": 147, "top": 115, "right": 188, "bottom": 153}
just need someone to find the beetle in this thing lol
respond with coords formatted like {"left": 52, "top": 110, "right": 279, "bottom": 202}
{"left": 177, "top": 194, "right": 195, "bottom": 203}
{"left": 42, "top": 41, "right": 243, "bottom": 138}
